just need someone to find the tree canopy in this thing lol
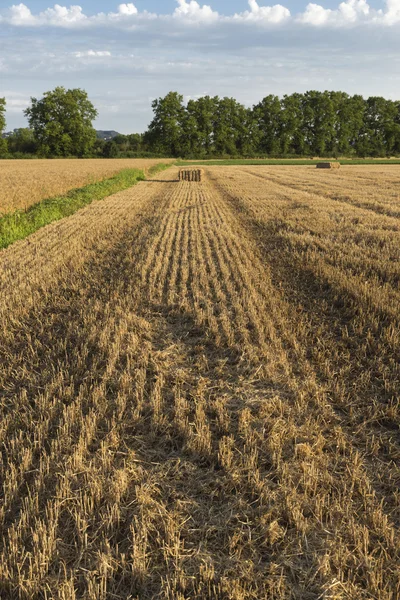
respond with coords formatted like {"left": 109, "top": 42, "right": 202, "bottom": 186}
{"left": 144, "top": 91, "right": 400, "bottom": 158}
{"left": 24, "top": 87, "right": 98, "bottom": 157}
{"left": 2, "top": 88, "right": 400, "bottom": 159}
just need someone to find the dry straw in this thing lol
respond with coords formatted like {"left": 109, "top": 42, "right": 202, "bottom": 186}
{"left": 179, "top": 169, "right": 203, "bottom": 182}
{"left": 316, "top": 162, "right": 341, "bottom": 169}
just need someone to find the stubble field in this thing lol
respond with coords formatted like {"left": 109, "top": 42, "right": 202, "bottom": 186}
{"left": 0, "top": 165, "right": 399, "bottom": 599}
{"left": 0, "top": 159, "right": 174, "bottom": 214}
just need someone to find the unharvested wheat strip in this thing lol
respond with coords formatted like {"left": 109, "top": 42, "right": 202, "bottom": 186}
{"left": 186, "top": 191, "right": 223, "bottom": 342}
{"left": 142, "top": 180, "right": 188, "bottom": 303}
{"left": 176, "top": 200, "right": 191, "bottom": 309}
{"left": 163, "top": 193, "right": 188, "bottom": 306}
{"left": 138, "top": 181, "right": 180, "bottom": 295}
{"left": 193, "top": 188, "right": 238, "bottom": 347}
{"left": 168, "top": 202, "right": 190, "bottom": 307}
{"left": 201, "top": 181, "right": 285, "bottom": 359}
{"left": 199, "top": 188, "right": 255, "bottom": 350}
{"left": 150, "top": 191, "right": 186, "bottom": 305}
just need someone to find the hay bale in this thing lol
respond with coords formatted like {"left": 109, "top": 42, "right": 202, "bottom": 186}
{"left": 179, "top": 169, "right": 202, "bottom": 182}
{"left": 316, "top": 162, "right": 341, "bottom": 169}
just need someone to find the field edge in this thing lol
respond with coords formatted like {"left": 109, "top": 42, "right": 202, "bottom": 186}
{"left": 0, "top": 163, "right": 173, "bottom": 250}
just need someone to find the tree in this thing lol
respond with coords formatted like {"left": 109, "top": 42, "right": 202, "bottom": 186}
{"left": 0, "top": 98, "right": 7, "bottom": 155}
{"left": 146, "top": 92, "right": 185, "bottom": 157}
{"left": 103, "top": 140, "right": 119, "bottom": 158}
{"left": 24, "top": 87, "right": 98, "bottom": 157}
{"left": 7, "top": 128, "right": 37, "bottom": 154}
{"left": 280, "top": 93, "right": 306, "bottom": 155}
{"left": 254, "top": 95, "right": 283, "bottom": 155}
{"left": 127, "top": 133, "right": 143, "bottom": 152}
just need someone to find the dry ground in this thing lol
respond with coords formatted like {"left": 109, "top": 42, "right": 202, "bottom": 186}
{"left": 0, "top": 165, "right": 399, "bottom": 599}
{"left": 0, "top": 159, "right": 174, "bottom": 215}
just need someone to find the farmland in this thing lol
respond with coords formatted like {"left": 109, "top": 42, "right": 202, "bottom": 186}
{"left": 0, "top": 165, "right": 399, "bottom": 599}
{"left": 0, "top": 159, "right": 174, "bottom": 215}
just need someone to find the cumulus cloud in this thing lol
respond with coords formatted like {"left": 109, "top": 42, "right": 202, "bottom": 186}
{"left": 117, "top": 4, "right": 138, "bottom": 16}
{"left": 173, "top": 0, "right": 219, "bottom": 23}
{"left": 233, "top": 0, "right": 291, "bottom": 24}
{"left": 299, "top": 0, "right": 370, "bottom": 26}
{"left": 1, "top": 0, "right": 400, "bottom": 29}
{"left": 381, "top": 0, "right": 400, "bottom": 24}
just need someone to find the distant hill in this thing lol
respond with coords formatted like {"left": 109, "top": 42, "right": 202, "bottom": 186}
{"left": 96, "top": 130, "right": 120, "bottom": 141}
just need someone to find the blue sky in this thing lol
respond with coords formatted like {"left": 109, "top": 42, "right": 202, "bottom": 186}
{"left": 1, "top": 1, "right": 400, "bottom": 133}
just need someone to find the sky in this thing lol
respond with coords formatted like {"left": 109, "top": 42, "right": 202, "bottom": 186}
{"left": 1, "top": 0, "right": 400, "bottom": 133}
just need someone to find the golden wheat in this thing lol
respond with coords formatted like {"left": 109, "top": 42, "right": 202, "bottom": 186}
{"left": 0, "top": 165, "right": 399, "bottom": 599}
{"left": 0, "top": 158, "right": 174, "bottom": 214}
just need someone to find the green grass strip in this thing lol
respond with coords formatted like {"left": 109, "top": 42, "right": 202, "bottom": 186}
{"left": 178, "top": 159, "right": 400, "bottom": 166}
{"left": 147, "top": 162, "right": 174, "bottom": 177}
{"left": 0, "top": 168, "right": 148, "bottom": 250}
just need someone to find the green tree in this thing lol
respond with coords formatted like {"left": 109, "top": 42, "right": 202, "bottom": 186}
{"left": 359, "top": 97, "right": 400, "bottom": 156}
{"left": 0, "top": 98, "right": 7, "bottom": 155}
{"left": 127, "top": 133, "right": 143, "bottom": 152}
{"left": 24, "top": 87, "right": 98, "bottom": 157}
{"left": 103, "top": 140, "right": 119, "bottom": 158}
{"left": 7, "top": 128, "right": 37, "bottom": 154}
{"left": 254, "top": 95, "right": 283, "bottom": 155}
{"left": 187, "top": 96, "right": 219, "bottom": 156}
{"left": 146, "top": 92, "right": 185, "bottom": 157}
{"left": 213, "top": 97, "right": 250, "bottom": 156}
{"left": 301, "top": 91, "right": 336, "bottom": 156}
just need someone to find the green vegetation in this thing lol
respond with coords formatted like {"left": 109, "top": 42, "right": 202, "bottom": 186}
{"left": 178, "top": 158, "right": 400, "bottom": 166}
{"left": 24, "top": 87, "right": 98, "bottom": 157}
{"left": 147, "top": 162, "right": 174, "bottom": 176}
{"left": 144, "top": 91, "right": 400, "bottom": 158}
{"left": 0, "top": 168, "right": 145, "bottom": 249}
{"left": 3, "top": 88, "right": 400, "bottom": 159}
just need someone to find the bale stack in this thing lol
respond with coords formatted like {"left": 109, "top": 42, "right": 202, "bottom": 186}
{"left": 179, "top": 169, "right": 203, "bottom": 182}
{"left": 316, "top": 162, "right": 341, "bottom": 169}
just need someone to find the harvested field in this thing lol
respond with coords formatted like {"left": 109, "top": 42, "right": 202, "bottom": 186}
{"left": 0, "top": 158, "right": 174, "bottom": 215}
{"left": 0, "top": 165, "right": 399, "bottom": 599}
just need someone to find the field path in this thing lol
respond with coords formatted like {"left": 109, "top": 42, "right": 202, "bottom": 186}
{"left": 0, "top": 167, "right": 399, "bottom": 599}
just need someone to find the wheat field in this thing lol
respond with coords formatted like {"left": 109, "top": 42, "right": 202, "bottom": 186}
{"left": 0, "top": 159, "right": 174, "bottom": 215}
{"left": 0, "top": 165, "right": 399, "bottom": 599}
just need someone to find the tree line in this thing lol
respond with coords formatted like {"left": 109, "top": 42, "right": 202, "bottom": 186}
{"left": 1, "top": 87, "right": 400, "bottom": 158}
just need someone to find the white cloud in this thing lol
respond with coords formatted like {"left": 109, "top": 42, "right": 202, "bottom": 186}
{"left": 173, "top": 0, "right": 219, "bottom": 23}
{"left": 233, "top": 1, "right": 291, "bottom": 24}
{"left": 3, "top": 91, "right": 30, "bottom": 113}
{"left": 74, "top": 50, "right": 112, "bottom": 57}
{"left": 7, "top": 3, "right": 36, "bottom": 26}
{"left": 299, "top": 0, "right": 370, "bottom": 26}
{"left": 381, "top": 0, "right": 400, "bottom": 24}
{"left": 117, "top": 4, "right": 138, "bottom": 16}
{"left": 40, "top": 4, "right": 87, "bottom": 25}
{"left": 1, "top": 0, "right": 400, "bottom": 29}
